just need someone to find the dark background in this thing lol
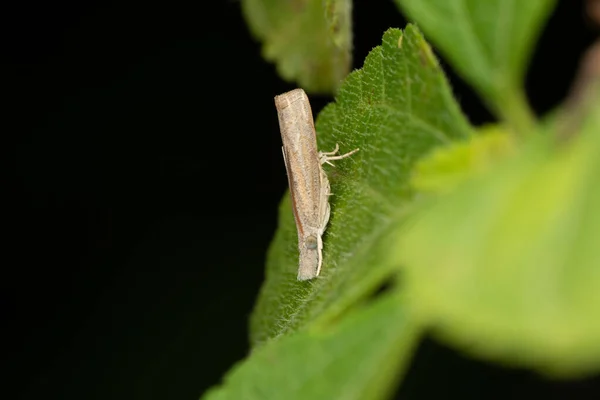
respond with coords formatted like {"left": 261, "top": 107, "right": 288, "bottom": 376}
{"left": 3, "top": 0, "right": 598, "bottom": 399}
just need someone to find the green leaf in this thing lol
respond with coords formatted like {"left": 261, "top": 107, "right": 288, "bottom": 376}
{"left": 241, "top": 0, "right": 352, "bottom": 94}
{"left": 394, "top": 0, "right": 557, "bottom": 133}
{"left": 395, "top": 100, "right": 600, "bottom": 377}
{"left": 251, "top": 26, "right": 471, "bottom": 346}
{"left": 411, "top": 125, "right": 517, "bottom": 194}
{"left": 203, "top": 293, "right": 420, "bottom": 400}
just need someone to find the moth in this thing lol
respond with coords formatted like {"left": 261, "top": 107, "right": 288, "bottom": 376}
{"left": 274, "top": 88, "right": 359, "bottom": 280}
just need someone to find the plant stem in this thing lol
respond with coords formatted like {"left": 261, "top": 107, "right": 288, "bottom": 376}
{"left": 494, "top": 86, "right": 537, "bottom": 137}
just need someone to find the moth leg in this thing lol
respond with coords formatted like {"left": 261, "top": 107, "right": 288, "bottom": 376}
{"left": 318, "top": 169, "right": 331, "bottom": 228}
{"left": 315, "top": 234, "right": 324, "bottom": 277}
{"left": 320, "top": 144, "right": 359, "bottom": 166}
{"left": 320, "top": 202, "right": 331, "bottom": 230}
{"left": 319, "top": 143, "right": 339, "bottom": 156}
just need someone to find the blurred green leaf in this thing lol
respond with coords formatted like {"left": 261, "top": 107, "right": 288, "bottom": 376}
{"left": 241, "top": 0, "right": 352, "bottom": 93}
{"left": 203, "top": 293, "right": 420, "bottom": 400}
{"left": 394, "top": 0, "right": 557, "bottom": 133}
{"left": 411, "top": 125, "right": 517, "bottom": 194}
{"left": 251, "top": 25, "right": 471, "bottom": 346}
{"left": 396, "top": 99, "right": 600, "bottom": 377}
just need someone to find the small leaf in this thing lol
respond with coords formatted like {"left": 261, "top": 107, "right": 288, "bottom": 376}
{"left": 241, "top": 0, "right": 352, "bottom": 94}
{"left": 203, "top": 293, "right": 420, "bottom": 400}
{"left": 251, "top": 26, "right": 471, "bottom": 346}
{"left": 394, "top": 0, "right": 557, "bottom": 132}
{"left": 396, "top": 100, "right": 600, "bottom": 377}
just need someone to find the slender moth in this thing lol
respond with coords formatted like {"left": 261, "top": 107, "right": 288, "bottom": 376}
{"left": 274, "top": 88, "right": 359, "bottom": 281}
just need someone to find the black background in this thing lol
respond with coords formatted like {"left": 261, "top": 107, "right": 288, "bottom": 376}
{"left": 4, "top": 0, "right": 599, "bottom": 399}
